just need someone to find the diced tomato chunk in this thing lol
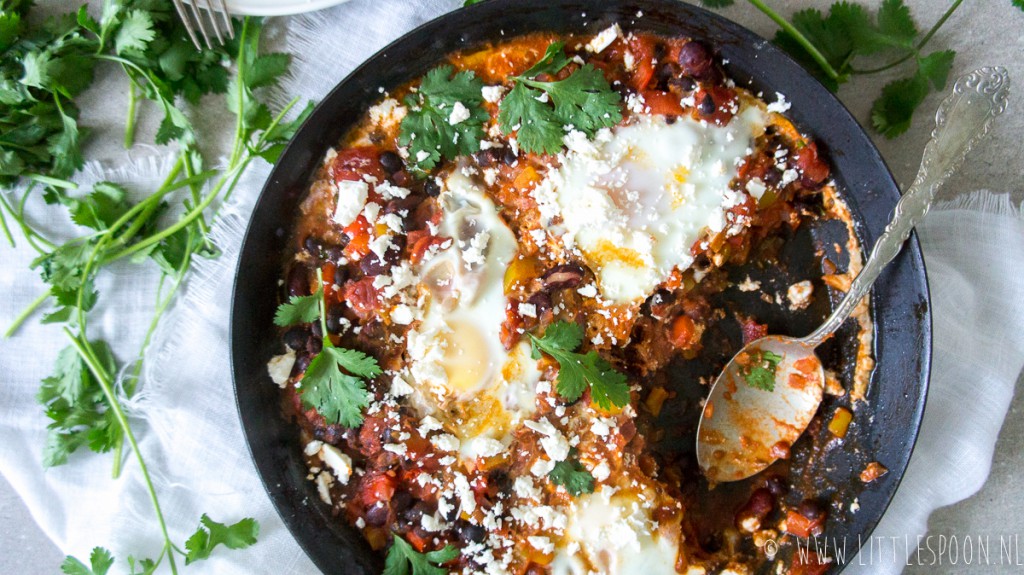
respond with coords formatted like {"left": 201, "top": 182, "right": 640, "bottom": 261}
{"left": 639, "top": 90, "right": 684, "bottom": 116}
{"left": 330, "top": 146, "right": 385, "bottom": 184}
{"left": 342, "top": 215, "right": 372, "bottom": 260}
{"left": 740, "top": 317, "right": 769, "bottom": 344}
{"left": 785, "top": 509, "right": 824, "bottom": 538}
{"left": 691, "top": 85, "right": 737, "bottom": 126}
{"left": 795, "top": 142, "right": 830, "bottom": 187}
{"left": 406, "top": 229, "right": 448, "bottom": 264}
{"left": 628, "top": 36, "right": 657, "bottom": 91}
{"left": 790, "top": 550, "right": 831, "bottom": 575}
{"left": 343, "top": 277, "right": 381, "bottom": 319}
{"left": 361, "top": 473, "right": 396, "bottom": 507}
{"left": 669, "top": 315, "right": 701, "bottom": 350}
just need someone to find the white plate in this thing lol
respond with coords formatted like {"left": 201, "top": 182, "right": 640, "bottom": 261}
{"left": 224, "top": 0, "right": 351, "bottom": 16}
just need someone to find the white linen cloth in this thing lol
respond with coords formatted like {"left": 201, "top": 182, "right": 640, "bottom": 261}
{"left": 1, "top": 2, "right": 1022, "bottom": 574}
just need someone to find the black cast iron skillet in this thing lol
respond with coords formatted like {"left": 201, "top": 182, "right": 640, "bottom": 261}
{"left": 231, "top": 1, "right": 932, "bottom": 572}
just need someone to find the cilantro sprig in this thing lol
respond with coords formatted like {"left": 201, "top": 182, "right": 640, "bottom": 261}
{"left": 276, "top": 269, "right": 381, "bottom": 427}
{"left": 3, "top": 6, "right": 314, "bottom": 574}
{"left": 703, "top": 0, "right": 1021, "bottom": 138}
{"left": 548, "top": 451, "right": 596, "bottom": 496}
{"left": 398, "top": 65, "right": 489, "bottom": 173}
{"left": 62, "top": 515, "right": 258, "bottom": 575}
{"left": 498, "top": 41, "right": 622, "bottom": 155}
{"left": 383, "top": 534, "right": 459, "bottom": 575}
{"left": 528, "top": 320, "right": 630, "bottom": 410}
{"left": 739, "top": 349, "right": 784, "bottom": 392}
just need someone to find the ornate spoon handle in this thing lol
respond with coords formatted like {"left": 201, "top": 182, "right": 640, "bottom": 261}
{"left": 802, "top": 67, "right": 1010, "bottom": 347}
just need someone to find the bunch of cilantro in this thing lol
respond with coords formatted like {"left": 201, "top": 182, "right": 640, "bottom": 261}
{"left": 1, "top": 1, "right": 313, "bottom": 573}
{"left": 703, "top": 0, "right": 1023, "bottom": 137}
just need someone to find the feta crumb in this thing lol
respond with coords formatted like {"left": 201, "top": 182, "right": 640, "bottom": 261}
{"left": 391, "top": 304, "right": 415, "bottom": 325}
{"left": 737, "top": 276, "right": 761, "bottom": 292}
{"left": 766, "top": 92, "right": 792, "bottom": 114}
{"left": 384, "top": 443, "right": 408, "bottom": 456}
{"left": 320, "top": 444, "right": 353, "bottom": 485}
{"left": 518, "top": 302, "right": 537, "bottom": 318}
{"left": 745, "top": 177, "right": 768, "bottom": 200}
{"left": 482, "top": 85, "right": 506, "bottom": 103}
{"left": 577, "top": 283, "right": 598, "bottom": 298}
{"left": 528, "top": 536, "right": 554, "bottom": 554}
{"left": 266, "top": 351, "right": 295, "bottom": 387}
{"left": 591, "top": 461, "right": 611, "bottom": 481}
{"left": 368, "top": 98, "right": 407, "bottom": 129}
{"left": 332, "top": 180, "right": 369, "bottom": 227}
{"left": 787, "top": 280, "right": 814, "bottom": 310}
{"left": 418, "top": 416, "right": 443, "bottom": 435}
{"left": 449, "top": 101, "right": 471, "bottom": 125}
{"left": 431, "top": 433, "right": 460, "bottom": 452}
{"left": 586, "top": 24, "right": 621, "bottom": 54}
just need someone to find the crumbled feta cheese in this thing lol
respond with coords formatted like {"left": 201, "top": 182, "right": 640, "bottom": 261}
{"left": 389, "top": 374, "right": 414, "bottom": 397}
{"left": 266, "top": 351, "right": 295, "bottom": 387}
{"left": 481, "top": 85, "right": 505, "bottom": 103}
{"left": 304, "top": 440, "right": 324, "bottom": 457}
{"left": 320, "top": 444, "right": 353, "bottom": 485}
{"left": 384, "top": 443, "right": 408, "bottom": 456}
{"left": 528, "top": 536, "right": 554, "bottom": 554}
{"left": 418, "top": 416, "right": 443, "bottom": 436}
{"left": 449, "top": 101, "right": 471, "bottom": 125}
{"left": 577, "top": 283, "right": 598, "bottom": 298}
{"left": 368, "top": 98, "right": 407, "bottom": 129}
{"left": 525, "top": 418, "right": 570, "bottom": 462}
{"left": 591, "top": 461, "right": 611, "bottom": 481}
{"left": 431, "top": 433, "right": 460, "bottom": 452}
{"left": 766, "top": 92, "right": 792, "bottom": 114}
{"left": 737, "top": 276, "right": 761, "bottom": 292}
{"left": 391, "top": 304, "right": 415, "bottom": 325}
{"left": 787, "top": 280, "right": 814, "bottom": 310}
{"left": 745, "top": 177, "right": 768, "bottom": 200}
{"left": 332, "top": 180, "right": 369, "bottom": 227}
{"left": 315, "top": 471, "right": 333, "bottom": 505}
{"left": 518, "top": 302, "right": 537, "bottom": 318}
{"left": 586, "top": 24, "right": 621, "bottom": 53}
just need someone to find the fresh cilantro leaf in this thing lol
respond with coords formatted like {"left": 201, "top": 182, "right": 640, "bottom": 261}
{"left": 299, "top": 347, "right": 375, "bottom": 427}
{"left": 398, "top": 65, "right": 488, "bottom": 173}
{"left": 740, "top": 350, "right": 783, "bottom": 392}
{"left": 875, "top": 0, "right": 917, "bottom": 49}
{"left": 274, "top": 288, "right": 323, "bottom": 327}
{"left": 61, "top": 547, "right": 114, "bottom": 575}
{"left": 528, "top": 320, "right": 630, "bottom": 410}
{"left": 463, "top": 0, "right": 485, "bottom": 5}
{"left": 548, "top": 455, "right": 595, "bottom": 496}
{"left": 127, "top": 556, "right": 158, "bottom": 575}
{"left": 114, "top": 10, "right": 155, "bottom": 55}
{"left": 69, "top": 182, "right": 131, "bottom": 231}
{"left": 499, "top": 42, "right": 622, "bottom": 155}
{"left": 184, "top": 514, "right": 260, "bottom": 565}
{"left": 917, "top": 49, "right": 956, "bottom": 90}
{"left": 1014, "top": 0, "right": 1024, "bottom": 11}
{"left": 383, "top": 534, "right": 458, "bottom": 575}
{"left": 39, "top": 340, "right": 120, "bottom": 467}
{"left": 871, "top": 50, "right": 954, "bottom": 138}
{"left": 246, "top": 53, "right": 290, "bottom": 90}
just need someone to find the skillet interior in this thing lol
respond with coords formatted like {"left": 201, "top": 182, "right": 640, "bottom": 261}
{"left": 230, "top": 1, "right": 932, "bottom": 572}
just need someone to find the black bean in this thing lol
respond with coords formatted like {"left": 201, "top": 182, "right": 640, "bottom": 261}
{"left": 325, "top": 306, "right": 346, "bottom": 334}
{"left": 677, "top": 41, "right": 713, "bottom": 79}
{"left": 797, "top": 499, "right": 827, "bottom": 522}
{"left": 383, "top": 195, "right": 421, "bottom": 217}
{"left": 527, "top": 291, "right": 553, "bottom": 318}
{"left": 283, "top": 327, "right": 309, "bottom": 351}
{"left": 423, "top": 178, "right": 441, "bottom": 197}
{"left": 669, "top": 75, "right": 696, "bottom": 92}
{"left": 404, "top": 501, "right": 432, "bottom": 524}
{"left": 457, "top": 522, "right": 487, "bottom": 544}
{"left": 324, "top": 245, "right": 344, "bottom": 262}
{"left": 287, "top": 264, "right": 310, "bottom": 297}
{"left": 763, "top": 474, "right": 789, "bottom": 497}
{"left": 698, "top": 93, "right": 716, "bottom": 116}
{"left": 364, "top": 503, "right": 390, "bottom": 527}
{"left": 303, "top": 235, "right": 324, "bottom": 257}
{"left": 384, "top": 236, "right": 406, "bottom": 265}
{"left": 655, "top": 62, "right": 679, "bottom": 91}
{"left": 502, "top": 147, "right": 518, "bottom": 166}
{"left": 360, "top": 253, "right": 388, "bottom": 276}
{"left": 391, "top": 491, "right": 413, "bottom": 514}
{"left": 291, "top": 352, "right": 312, "bottom": 377}
{"left": 474, "top": 148, "right": 501, "bottom": 167}
{"left": 542, "top": 263, "right": 585, "bottom": 290}
{"left": 379, "top": 150, "right": 403, "bottom": 174}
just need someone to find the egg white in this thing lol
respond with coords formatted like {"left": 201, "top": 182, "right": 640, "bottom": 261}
{"left": 405, "top": 167, "right": 541, "bottom": 460}
{"left": 533, "top": 103, "right": 768, "bottom": 303}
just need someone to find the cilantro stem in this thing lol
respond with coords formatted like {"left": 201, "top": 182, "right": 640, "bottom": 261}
{"left": 63, "top": 328, "right": 180, "bottom": 575}
{"left": 25, "top": 174, "right": 77, "bottom": 189}
{"left": 315, "top": 268, "right": 332, "bottom": 349}
{"left": 0, "top": 202, "right": 13, "bottom": 247}
{"left": 916, "top": 0, "right": 964, "bottom": 53}
{"left": 3, "top": 288, "right": 51, "bottom": 339}
{"left": 744, "top": 0, "right": 841, "bottom": 81}
{"left": 125, "top": 81, "right": 138, "bottom": 149}
{"left": 0, "top": 191, "right": 54, "bottom": 253}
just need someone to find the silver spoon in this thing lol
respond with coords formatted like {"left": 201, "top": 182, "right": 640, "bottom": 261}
{"left": 697, "top": 67, "right": 1010, "bottom": 483}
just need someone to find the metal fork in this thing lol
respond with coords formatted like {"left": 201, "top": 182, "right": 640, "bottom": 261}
{"left": 172, "top": 0, "right": 235, "bottom": 50}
